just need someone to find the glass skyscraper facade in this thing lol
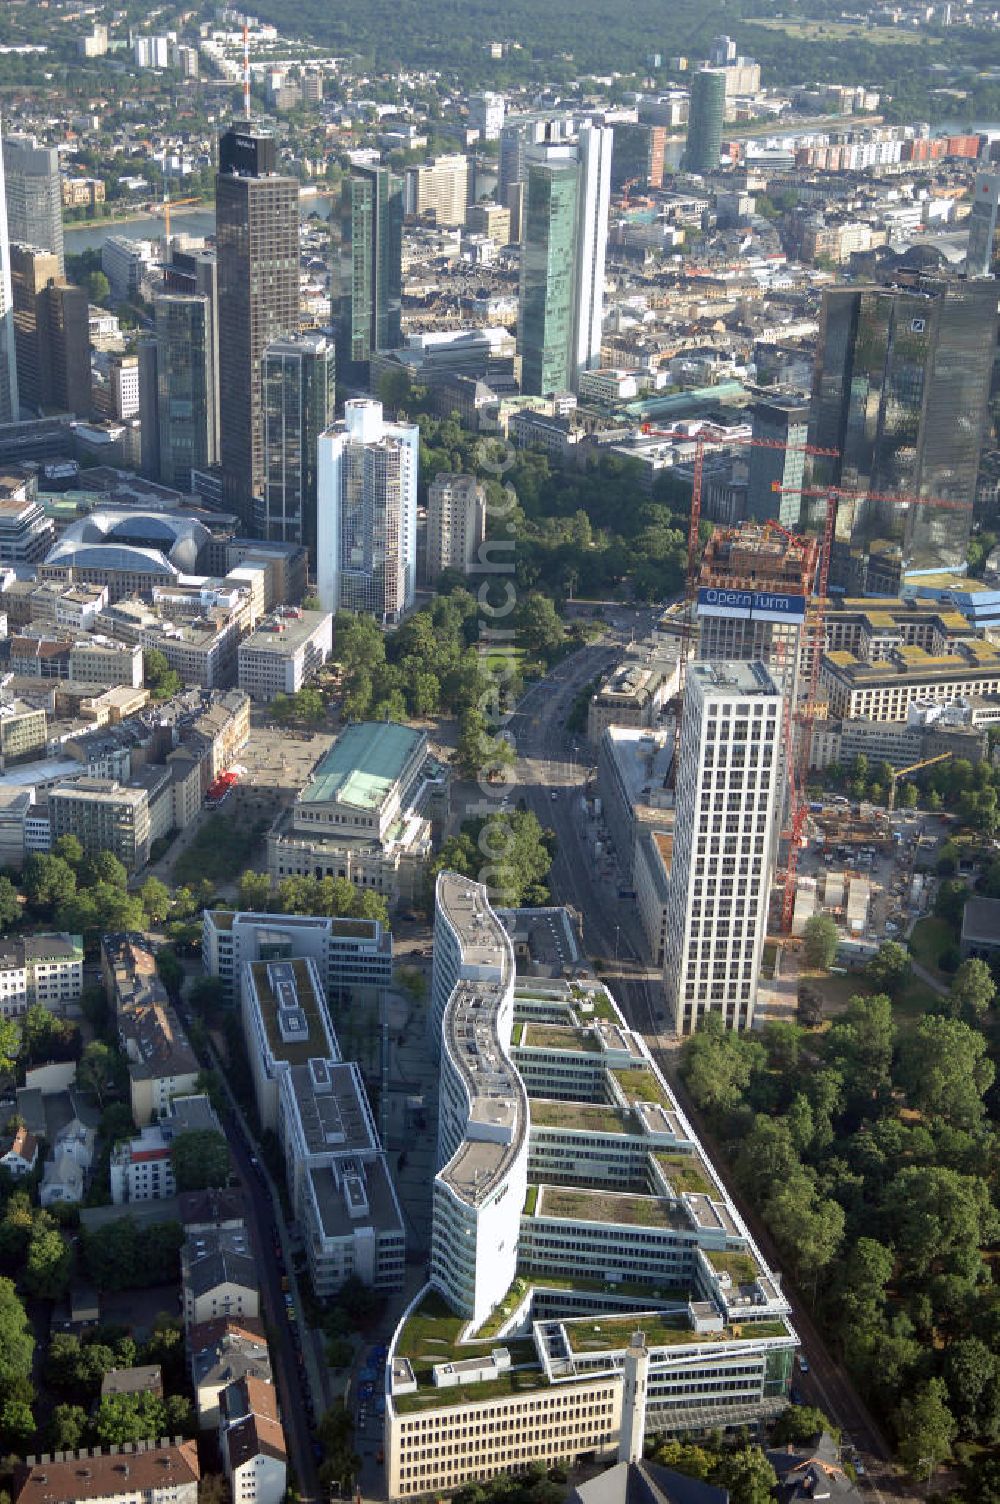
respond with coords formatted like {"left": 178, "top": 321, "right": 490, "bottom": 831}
{"left": 966, "top": 172, "right": 1000, "bottom": 278}
{"left": 216, "top": 126, "right": 300, "bottom": 526}
{"left": 520, "top": 159, "right": 579, "bottom": 396}
{"left": 682, "top": 70, "right": 726, "bottom": 176}
{"left": 3, "top": 135, "right": 65, "bottom": 274}
{"left": 336, "top": 164, "right": 402, "bottom": 384}
{"left": 259, "top": 331, "right": 335, "bottom": 557}
{"left": 154, "top": 293, "right": 216, "bottom": 493}
{"left": 810, "top": 277, "right": 997, "bottom": 591}
{"left": 518, "top": 126, "right": 613, "bottom": 396}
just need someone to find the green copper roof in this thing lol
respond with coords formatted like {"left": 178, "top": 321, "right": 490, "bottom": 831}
{"left": 300, "top": 721, "right": 424, "bottom": 810}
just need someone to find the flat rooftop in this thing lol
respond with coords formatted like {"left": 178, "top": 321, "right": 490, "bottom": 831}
{"left": 309, "top": 1154, "right": 403, "bottom": 1241}
{"left": 248, "top": 957, "right": 337, "bottom": 1067}
{"left": 602, "top": 728, "right": 674, "bottom": 811}
{"left": 241, "top": 608, "right": 331, "bottom": 654}
{"left": 439, "top": 978, "right": 527, "bottom": 1208}
{"left": 688, "top": 660, "right": 778, "bottom": 698}
{"left": 528, "top": 1100, "right": 634, "bottom": 1136}
{"left": 286, "top": 1059, "right": 376, "bottom": 1156}
{"left": 300, "top": 720, "right": 425, "bottom": 809}
{"left": 438, "top": 870, "right": 512, "bottom": 972}
{"left": 535, "top": 1185, "right": 687, "bottom": 1230}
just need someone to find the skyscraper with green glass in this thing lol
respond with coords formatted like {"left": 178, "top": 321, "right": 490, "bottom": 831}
{"left": 336, "top": 164, "right": 403, "bottom": 388}
{"left": 683, "top": 69, "right": 726, "bottom": 175}
{"left": 518, "top": 125, "right": 613, "bottom": 396}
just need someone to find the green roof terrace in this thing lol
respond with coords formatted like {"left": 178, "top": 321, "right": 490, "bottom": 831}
{"left": 248, "top": 956, "right": 334, "bottom": 1067}
{"left": 535, "top": 1185, "right": 686, "bottom": 1229}
{"left": 528, "top": 1100, "right": 634, "bottom": 1135}
{"left": 521, "top": 1023, "right": 601, "bottom": 1053}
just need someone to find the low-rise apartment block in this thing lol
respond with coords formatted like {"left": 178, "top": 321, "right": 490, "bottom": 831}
{"left": 220, "top": 1375, "right": 287, "bottom": 1504}
{"left": 110, "top": 1094, "right": 223, "bottom": 1205}
{"left": 103, "top": 932, "right": 200, "bottom": 1124}
{"left": 14, "top": 1441, "right": 200, "bottom": 1504}
{"left": 0, "top": 932, "right": 83, "bottom": 1018}
{"left": 202, "top": 907, "right": 392, "bottom": 1004}
{"left": 268, "top": 721, "right": 444, "bottom": 904}
{"left": 182, "top": 1224, "right": 260, "bottom": 1328}
{"left": 385, "top": 875, "right": 797, "bottom": 1499}
{"left": 237, "top": 608, "right": 333, "bottom": 703}
{"left": 190, "top": 1316, "right": 271, "bottom": 1429}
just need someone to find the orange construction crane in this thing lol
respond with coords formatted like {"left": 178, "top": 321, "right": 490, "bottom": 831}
{"left": 768, "top": 479, "right": 973, "bottom": 930}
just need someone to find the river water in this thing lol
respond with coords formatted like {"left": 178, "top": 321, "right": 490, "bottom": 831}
{"left": 63, "top": 195, "right": 335, "bottom": 254}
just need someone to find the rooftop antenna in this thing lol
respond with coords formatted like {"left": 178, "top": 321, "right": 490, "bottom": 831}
{"left": 242, "top": 21, "right": 251, "bottom": 121}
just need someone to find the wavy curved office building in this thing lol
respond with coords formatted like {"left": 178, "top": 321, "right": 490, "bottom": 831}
{"left": 384, "top": 873, "right": 798, "bottom": 1498}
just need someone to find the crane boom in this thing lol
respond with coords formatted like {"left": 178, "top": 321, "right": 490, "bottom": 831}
{"left": 887, "top": 751, "right": 954, "bottom": 812}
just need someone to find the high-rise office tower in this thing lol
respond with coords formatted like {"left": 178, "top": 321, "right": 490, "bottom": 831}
{"left": 149, "top": 293, "right": 216, "bottom": 492}
{"left": 0, "top": 129, "right": 18, "bottom": 424}
{"left": 746, "top": 397, "right": 809, "bottom": 526}
{"left": 3, "top": 136, "right": 64, "bottom": 274}
{"left": 10, "top": 243, "right": 89, "bottom": 416}
{"left": 403, "top": 155, "right": 473, "bottom": 226}
{"left": 710, "top": 34, "right": 738, "bottom": 65}
{"left": 316, "top": 398, "right": 418, "bottom": 622}
{"left": 610, "top": 123, "right": 666, "bottom": 191}
{"left": 163, "top": 247, "right": 219, "bottom": 461}
{"left": 216, "top": 125, "right": 300, "bottom": 526}
{"left": 336, "top": 164, "right": 402, "bottom": 387}
{"left": 696, "top": 523, "right": 817, "bottom": 710}
{"left": 518, "top": 125, "right": 613, "bottom": 396}
{"left": 965, "top": 171, "right": 1000, "bottom": 278}
{"left": 682, "top": 69, "right": 726, "bottom": 175}
{"left": 260, "top": 331, "right": 335, "bottom": 557}
{"left": 426, "top": 474, "right": 486, "bottom": 582}
{"left": 810, "top": 276, "right": 997, "bottom": 591}
{"left": 662, "top": 660, "right": 783, "bottom": 1035}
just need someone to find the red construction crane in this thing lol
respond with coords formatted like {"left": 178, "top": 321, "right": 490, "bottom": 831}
{"left": 639, "top": 423, "right": 838, "bottom": 710}
{"left": 769, "top": 480, "right": 973, "bottom": 931}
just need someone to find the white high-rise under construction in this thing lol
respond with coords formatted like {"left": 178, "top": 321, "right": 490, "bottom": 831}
{"left": 316, "top": 399, "right": 419, "bottom": 623}
{"left": 663, "top": 660, "right": 783, "bottom": 1035}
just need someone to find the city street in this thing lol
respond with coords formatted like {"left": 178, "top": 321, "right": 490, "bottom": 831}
{"left": 510, "top": 641, "right": 904, "bottom": 1500}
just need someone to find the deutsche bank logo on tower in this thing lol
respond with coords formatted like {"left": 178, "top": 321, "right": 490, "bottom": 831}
{"left": 697, "top": 588, "right": 807, "bottom": 624}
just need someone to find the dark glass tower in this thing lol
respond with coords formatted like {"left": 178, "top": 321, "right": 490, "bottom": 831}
{"left": 153, "top": 293, "right": 216, "bottom": 493}
{"left": 336, "top": 164, "right": 402, "bottom": 387}
{"left": 216, "top": 125, "right": 299, "bottom": 526}
{"left": 259, "top": 331, "right": 335, "bottom": 558}
{"left": 810, "top": 276, "right": 997, "bottom": 591}
{"left": 682, "top": 70, "right": 726, "bottom": 176}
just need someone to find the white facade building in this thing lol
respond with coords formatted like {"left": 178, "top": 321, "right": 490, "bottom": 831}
{"left": 237, "top": 608, "right": 334, "bottom": 702}
{"left": 662, "top": 661, "right": 783, "bottom": 1034}
{"left": 0, "top": 933, "right": 84, "bottom": 1019}
{"left": 469, "top": 92, "right": 506, "bottom": 141}
{"left": 316, "top": 400, "right": 419, "bottom": 623}
{"left": 384, "top": 876, "right": 798, "bottom": 1499}
{"left": 430, "top": 873, "right": 525, "bottom": 1328}
{"left": 202, "top": 907, "right": 393, "bottom": 1005}
{"left": 425, "top": 474, "right": 486, "bottom": 581}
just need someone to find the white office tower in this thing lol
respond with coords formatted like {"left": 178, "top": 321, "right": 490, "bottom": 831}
{"left": 663, "top": 662, "right": 783, "bottom": 1035}
{"left": 572, "top": 124, "right": 614, "bottom": 384}
{"left": 0, "top": 123, "right": 18, "bottom": 423}
{"left": 428, "top": 872, "right": 526, "bottom": 1329}
{"left": 966, "top": 170, "right": 1000, "bottom": 278}
{"left": 316, "top": 399, "right": 419, "bottom": 623}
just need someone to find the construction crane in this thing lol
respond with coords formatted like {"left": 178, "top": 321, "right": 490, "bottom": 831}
{"left": 639, "top": 425, "right": 839, "bottom": 708}
{"left": 767, "top": 479, "right": 973, "bottom": 930}
{"left": 887, "top": 751, "right": 954, "bottom": 812}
